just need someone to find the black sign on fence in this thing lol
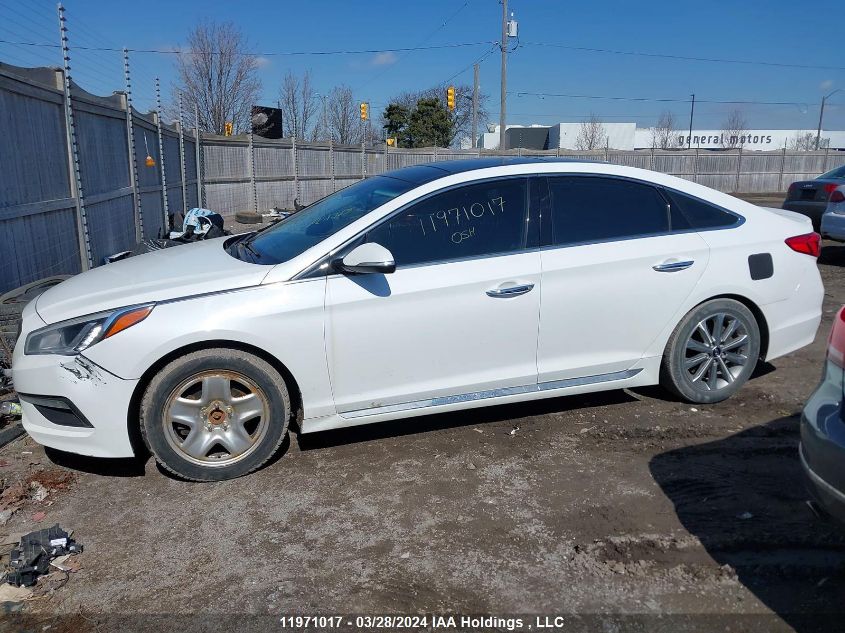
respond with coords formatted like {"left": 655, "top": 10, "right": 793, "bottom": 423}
{"left": 251, "top": 106, "right": 284, "bottom": 139}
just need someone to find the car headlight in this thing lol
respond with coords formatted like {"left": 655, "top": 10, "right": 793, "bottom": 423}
{"left": 24, "top": 304, "right": 154, "bottom": 356}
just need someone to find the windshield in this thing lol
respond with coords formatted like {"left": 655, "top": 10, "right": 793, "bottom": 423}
{"left": 239, "top": 176, "right": 415, "bottom": 265}
{"left": 820, "top": 165, "right": 845, "bottom": 179}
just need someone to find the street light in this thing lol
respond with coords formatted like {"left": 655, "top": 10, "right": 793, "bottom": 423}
{"left": 816, "top": 88, "right": 842, "bottom": 150}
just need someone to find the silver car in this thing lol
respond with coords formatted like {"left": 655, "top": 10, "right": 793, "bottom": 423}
{"left": 820, "top": 184, "right": 845, "bottom": 242}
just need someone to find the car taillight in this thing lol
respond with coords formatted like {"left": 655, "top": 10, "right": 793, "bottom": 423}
{"left": 788, "top": 182, "right": 797, "bottom": 195}
{"left": 785, "top": 232, "right": 821, "bottom": 257}
{"left": 824, "top": 183, "right": 839, "bottom": 195}
{"left": 829, "top": 308, "right": 845, "bottom": 368}
{"left": 831, "top": 190, "right": 845, "bottom": 203}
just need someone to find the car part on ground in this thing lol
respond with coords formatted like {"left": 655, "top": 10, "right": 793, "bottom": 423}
{"left": 234, "top": 210, "right": 263, "bottom": 224}
{"left": 139, "top": 348, "right": 291, "bottom": 481}
{"left": 800, "top": 305, "right": 845, "bottom": 524}
{"left": 7, "top": 524, "right": 82, "bottom": 587}
{"left": 105, "top": 208, "right": 228, "bottom": 264}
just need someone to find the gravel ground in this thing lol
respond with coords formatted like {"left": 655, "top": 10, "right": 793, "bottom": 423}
{"left": 1, "top": 228, "right": 844, "bottom": 632}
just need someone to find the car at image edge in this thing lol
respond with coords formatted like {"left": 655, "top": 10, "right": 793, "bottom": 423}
{"left": 12, "top": 158, "right": 824, "bottom": 481}
{"left": 783, "top": 164, "right": 845, "bottom": 231}
{"left": 801, "top": 305, "right": 845, "bottom": 524}
{"left": 820, "top": 184, "right": 845, "bottom": 242}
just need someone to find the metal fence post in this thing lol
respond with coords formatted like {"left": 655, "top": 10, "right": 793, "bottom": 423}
{"left": 329, "top": 137, "right": 336, "bottom": 192}
{"left": 650, "top": 147, "right": 655, "bottom": 170}
{"left": 57, "top": 4, "right": 92, "bottom": 270}
{"left": 194, "top": 104, "right": 202, "bottom": 208}
{"left": 360, "top": 140, "right": 366, "bottom": 179}
{"left": 292, "top": 136, "right": 300, "bottom": 202}
{"left": 384, "top": 141, "right": 388, "bottom": 172}
{"left": 248, "top": 131, "right": 258, "bottom": 213}
{"left": 734, "top": 147, "right": 743, "bottom": 193}
{"left": 122, "top": 48, "right": 143, "bottom": 241}
{"left": 177, "top": 93, "right": 187, "bottom": 217}
{"left": 154, "top": 78, "right": 169, "bottom": 234}
{"left": 693, "top": 148, "right": 699, "bottom": 183}
{"left": 433, "top": 144, "right": 438, "bottom": 163}
{"left": 779, "top": 146, "right": 786, "bottom": 191}
{"left": 825, "top": 145, "right": 831, "bottom": 172}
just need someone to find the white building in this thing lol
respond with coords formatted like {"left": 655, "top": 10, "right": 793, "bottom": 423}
{"left": 478, "top": 123, "right": 845, "bottom": 151}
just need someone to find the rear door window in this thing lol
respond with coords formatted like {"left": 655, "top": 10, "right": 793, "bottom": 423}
{"left": 545, "top": 176, "right": 670, "bottom": 246}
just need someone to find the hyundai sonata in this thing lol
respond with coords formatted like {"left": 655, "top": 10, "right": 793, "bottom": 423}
{"left": 12, "top": 158, "right": 823, "bottom": 480}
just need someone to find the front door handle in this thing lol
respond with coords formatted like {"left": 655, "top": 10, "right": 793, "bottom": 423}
{"left": 653, "top": 260, "right": 694, "bottom": 272}
{"left": 486, "top": 283, "right": 535, "bottom": 297}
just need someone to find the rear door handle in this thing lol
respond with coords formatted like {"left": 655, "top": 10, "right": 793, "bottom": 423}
{"left": 653, "top": 260, "right": 694, "bottom": 272}
{"left": 486, "top": 283, "right": 535, "bottom": 297}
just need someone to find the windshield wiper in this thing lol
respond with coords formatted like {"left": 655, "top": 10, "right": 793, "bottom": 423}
{"left": 233, "top": 233, "right": 261, "bottom": 262}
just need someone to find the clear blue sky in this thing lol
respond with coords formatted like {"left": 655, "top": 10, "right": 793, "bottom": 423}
{"left": 2, "top": 0, "right": 842, "bottom": 131}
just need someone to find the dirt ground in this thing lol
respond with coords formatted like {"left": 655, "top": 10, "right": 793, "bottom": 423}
{"left": 1, "top": 234, "right": 845, "bottom": 632}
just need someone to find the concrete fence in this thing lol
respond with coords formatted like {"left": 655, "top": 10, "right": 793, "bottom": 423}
{"left": 1, "top": 61, "right": 844, "bottom": 294}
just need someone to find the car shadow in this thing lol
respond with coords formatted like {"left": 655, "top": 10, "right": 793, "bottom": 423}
{"left": 631, "top": 361, "right": 776, "bottom": 403}
{"left": 649, "top": 414, "right": 845, "bottom": 632}
{"left": 296, "top": 389, "right": 637, "bottom": 451}
{"left": 820, "top": 242, "right": 845, "bottom": 266}
{"left": 44, "top": 446, "right": 148, "bottom": 477}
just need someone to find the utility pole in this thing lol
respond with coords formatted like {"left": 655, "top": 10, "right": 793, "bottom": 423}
{"left": 687, "top": 93, "right": 695, "bottom": 149}
{"left": 499, "top": 0, "right": 508, "bottom": 151}
{"left": 472, "top": 63, "right": 479, "bottom": 149}
{"left": 816, "top": 89, "right": 841, "bottom": 150}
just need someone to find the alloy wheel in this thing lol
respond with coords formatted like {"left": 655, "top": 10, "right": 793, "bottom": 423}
{"left": 683, "top": 312, "right": 750, "bottom": 392}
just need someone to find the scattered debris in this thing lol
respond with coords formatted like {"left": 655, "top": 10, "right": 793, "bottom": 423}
{"left": 0, "top": 401, "right": 21, "bottom": 418}
{"left": 0, "top": 508, "right": 15, "bottom": 525}
{"left": 690, "top": 407, "right": 699, "bottom": 413}
{"left": 31, "top": 511, "right": 46, "bottom": 522}
{"left": 509, "top": 425, "right": 520, "bottom": 436}
{"left": 7, "top": 524, "right": 82, "bottom": 587}
{"left": 0, "top": 582, "right": 32, "bottom": 603}
{"left": 737, "top": 511, "right": 754, "bottom": 520}
{"left": 399, "top": 551, "right": 410, "bottom": 559}
{"left": 466, "top": 462, "right": 477, "bottom": 470}
{"left": 473, "top": 428, "right": 483, "bottom": 434}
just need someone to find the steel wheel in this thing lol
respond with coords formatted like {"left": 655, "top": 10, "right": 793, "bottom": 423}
{"left": 683, "top": 312, "right": 750, "bottom": 392}
{"left": 162, "top": 370, "right": 271, "bottom": 467}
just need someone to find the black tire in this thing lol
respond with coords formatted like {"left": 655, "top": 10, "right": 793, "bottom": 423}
{"left": 234, "top": 211, "right": 263, "bottom": 225}
{"left": 140, "top": 349, "right": 290, "bottom": 481}
{"left": 660, "top": 298, "right": 761, "bottom": 404}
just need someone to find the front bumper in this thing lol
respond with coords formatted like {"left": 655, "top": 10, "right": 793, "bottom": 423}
{"left": 12, "top": 346, "right": 138, "bottom": 459}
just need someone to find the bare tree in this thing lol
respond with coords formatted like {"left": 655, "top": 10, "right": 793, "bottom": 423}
{"left": 720, "top": 109, "right": 748, "bottom": 148}
{"left": 279, "top": 70, "right": 317, "bottom": 140}
{"left": 789, "top": 131, "right": 828, "bottom": 151}
{"left": 173, "top": 21, "right": 261, "bottom": 135}
{"left": 651, "top": 111, "right": 677, "bottom": 149}
{"left": 575, "top": 114, "right": 606, "bottom": 150}
{"left": 325, "top": 85, "right": 360, "bottom": 144}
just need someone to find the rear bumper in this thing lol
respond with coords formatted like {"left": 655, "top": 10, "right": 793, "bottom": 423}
{"left": 800, "top": 442, "right": 845, "bottom": 524}
{"left": 762, "top": 261, "right": 823, "bottom": 361}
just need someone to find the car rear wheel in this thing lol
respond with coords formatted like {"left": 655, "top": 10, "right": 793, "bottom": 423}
{"left": 140, "top": 349, "right": 290, "bottom": 481}
{"left": 661, "top": 299, "right": 761, "bottom": 404}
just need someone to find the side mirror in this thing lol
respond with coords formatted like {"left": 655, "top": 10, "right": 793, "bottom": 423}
{"left": 333, "top": 242, "right": 396, "bottom": 275}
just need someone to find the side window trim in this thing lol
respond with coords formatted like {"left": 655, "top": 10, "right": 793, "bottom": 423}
{"left": 297, "top": 174, "right": 534, "bottom": 278}
{"left": 660, "top": 186, "right": 746, "bottom": 232}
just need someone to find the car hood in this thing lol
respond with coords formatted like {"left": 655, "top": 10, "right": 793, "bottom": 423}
{"left": 35, "top": 237, "right": 273, "bottom": 324}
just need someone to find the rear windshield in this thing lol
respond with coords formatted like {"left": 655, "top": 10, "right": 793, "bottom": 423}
{"left": 241, "top": 176, "right": 415, "bottom": 265}
{"left": 820, "top": 165, "right": 845, "bottom": 179}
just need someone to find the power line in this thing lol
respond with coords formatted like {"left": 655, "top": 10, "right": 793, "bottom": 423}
{"left": 0, "top": 38, "right": 497, "bottom": 57}
{"left": 510, "top": 91, "right": 817, "bottom": 107}
{"left": 522, "top": 41, "right": 845, "bottom": 72}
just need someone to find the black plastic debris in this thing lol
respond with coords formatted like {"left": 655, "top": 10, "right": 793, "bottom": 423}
{"left": 7, "top": 524, "right": 82, "bottom": 587}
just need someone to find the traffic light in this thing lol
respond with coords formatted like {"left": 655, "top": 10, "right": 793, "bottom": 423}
{"left": 360, "top": 102, "right": 369, "bottom": 121}
{"left": 224, "top": 121, "right": 233, "bottom": 136}
{"left": 446, "top": 86, "right": 456, "bottom": 111}
{"left": 386, "top": 137, "right": 396, "bottom": 147}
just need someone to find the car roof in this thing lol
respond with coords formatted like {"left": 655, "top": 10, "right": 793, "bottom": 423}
{"left": 380, "top": 156, "right": 600, "bottom": 185}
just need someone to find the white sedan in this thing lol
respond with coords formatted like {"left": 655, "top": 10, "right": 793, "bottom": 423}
{"left": 12, "top": 158, "right": 823, "bottom": 480}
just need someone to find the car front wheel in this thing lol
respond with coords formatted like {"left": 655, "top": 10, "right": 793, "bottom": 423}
{"left": 661, "top": 298, "right": 761, "bottom": 404}
{"left": 140, "top": 348, "right": 291, "bottom": 481}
